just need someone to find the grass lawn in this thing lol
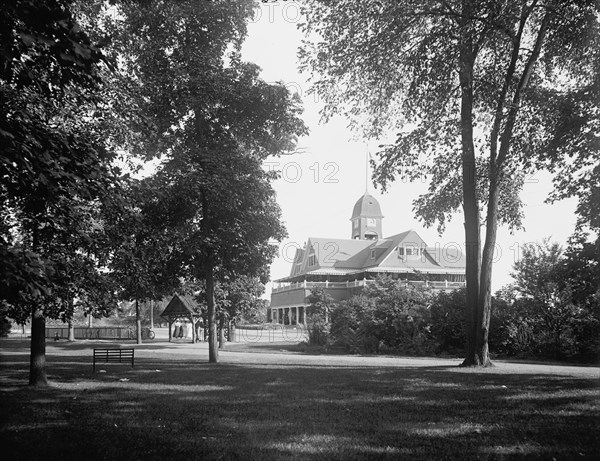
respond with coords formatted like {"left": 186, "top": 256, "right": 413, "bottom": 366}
{"left": 1, "top": 338, "right": 599, "bottom": 460}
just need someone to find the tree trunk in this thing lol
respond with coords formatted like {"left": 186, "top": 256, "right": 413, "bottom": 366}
{"left": 67, "top": 298, "right": 75, "bottom": 342}
{"left": 150, "top": 300, "right": 154, "bottom": 329}
{"left": 135, "top": 299, "right": 142, "bottom": 345}
{"left": 68, "top": 320, "right": 75, "bottom": 342}
{"left": 206, "top": 265, "right": 218, "bottom": 362}
{"left": 458, "top": 6, "right": 483, "bottom": 367}
{"left": 29, "top": 306, "right": 48, "bottom": 386}
{"left": 88, "top": 314, "right": 92, "bottom": 328}
{"left": 218, "top": 316, "right": 225, "bottom": 349}
{"left": 229, "top": 321, "right": 236, "bottom": 343}
{"left": 475, "top": 180, "right": 499, "bottom": 367}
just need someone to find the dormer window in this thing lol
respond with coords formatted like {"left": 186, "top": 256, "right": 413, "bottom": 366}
{"left": 399, "top": 246, "right": 420, "bottom": 258}
{"left": 370, "top": 249, "right": 376, "bottom": 259}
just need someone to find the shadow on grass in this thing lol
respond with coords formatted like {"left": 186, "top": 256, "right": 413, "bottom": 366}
{"left": 1, "top": 340, "right": 599, "bottom": 460}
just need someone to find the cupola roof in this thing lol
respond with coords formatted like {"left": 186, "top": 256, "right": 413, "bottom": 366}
{"left": 351, "top": 192, "right": 383, "bottom": 220}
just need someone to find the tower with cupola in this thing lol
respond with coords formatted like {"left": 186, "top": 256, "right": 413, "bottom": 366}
{"left": 350, "top": 192, "right": 383, "bottom": 240}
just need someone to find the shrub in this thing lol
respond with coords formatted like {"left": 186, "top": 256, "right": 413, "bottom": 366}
{"left": 0, "top": 315, "right": 11, "bottom": 337}
{"left": 306, "top": 287, "right": 334, "bottom": 347}
{"left": 330, "top": 296, "right": 377, "bottom": 353}
{"left": 331, "top": 277, "right": 435, "bottom": 355}
{"left": 429, "top": 289, "right": 467, "bottom": 354}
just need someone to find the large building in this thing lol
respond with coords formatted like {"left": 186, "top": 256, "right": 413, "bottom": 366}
{"left": 269, "top": 192, "right": 466, "bottom": 325}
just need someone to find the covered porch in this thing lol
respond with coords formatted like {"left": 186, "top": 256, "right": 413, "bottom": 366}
{"left": 269, "top": 305, "right": 307, "bottom": 326}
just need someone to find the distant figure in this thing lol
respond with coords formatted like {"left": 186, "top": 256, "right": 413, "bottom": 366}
{"left": 179, "top": 320, "right": 186, "bottom": 338}
{"left": 185, "top": 320, "right": 193, "bottom": 339}
{"left": 173, "top": 319, "right": 181, "bottom": 339}
{"left": 195, "top": 320, "right": 202, "bottom": 342}
{"left": 54, "top": 332, "right": 60, "bottom": 341}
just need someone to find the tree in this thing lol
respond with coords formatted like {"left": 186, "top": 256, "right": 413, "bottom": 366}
{"left": 511, "top": 239, "right": 599, "bottom": 359}
{"left": 104, "top": 0, "right": 307, "bottom": 363}
{"left": 0, "top": 0, "right": 122, "bottom": 385}
{"left": 103, "top": 179, "right": 183, "bottom": 344}
{"left": 195, "top": 275, "right": 266, "bottom": 347}
{"left": 217, "top": 275, "right": 266, "bottom": 343}
{"left": 165, "top": 147, "right": 289, "bottom": 362}
{"left": 299, "top": 0, "right": 599, "bottom": 366}
{"left": 306, "top": 287, "right": 334, "bottom": 346}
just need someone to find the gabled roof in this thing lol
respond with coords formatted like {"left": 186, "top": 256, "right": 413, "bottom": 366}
{"left": 423, "top": 245, "right": 466, "bottom": 269}
{"left": 336, "top": 231, "right": 414, "bottom": 269}
{"left": 305, "top": 237, "right": 373, "bottom": 269}
{"left": 279, "top": 229, "right": 466, "bottom": 282}
{"left": 160, "top": 294, "right": 199, "bottom": 319}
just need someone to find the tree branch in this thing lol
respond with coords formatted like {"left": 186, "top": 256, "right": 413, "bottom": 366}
{"left": 497, "top": 8, "right": 550, "bottom": 169}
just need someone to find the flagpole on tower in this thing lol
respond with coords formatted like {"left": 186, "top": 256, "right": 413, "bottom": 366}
{"left": 365, "top": 142, "right": 369, "bottom": 193}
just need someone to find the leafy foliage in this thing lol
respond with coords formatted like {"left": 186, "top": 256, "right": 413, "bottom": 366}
{"left": 95, "top": 0, "right": 307, "bottom": 361}
{"left": 194, "top": 275, "right": 267, "bottom": 325}
{"left": 1, "top": 0, "right": 120, "bottom": 322}
{"left": 306, "top": 287, "right": 334, "bottom": 347}
{"left": 508, "top": 239, "right": 600, "bottom": 360}
{"left": 299, "top": 0, "right": 600, "bottom": 367}
{"left": 330, "top": 276, "right": 434, "bottom": 354}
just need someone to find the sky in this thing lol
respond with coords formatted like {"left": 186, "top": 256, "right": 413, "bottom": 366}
{"left": 239, "top": 2, "right": 579, "bottom": 297}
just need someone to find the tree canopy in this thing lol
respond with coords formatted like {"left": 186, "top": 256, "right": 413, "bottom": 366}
{"left": 2, "top": 0, "right": 308, "bottom": 382}
{"left": 97, "top": 0, "right": 307, "bottom": 362}
{"left": 299, "top": 0, "right": 599, "bottom": 366}
{"left": 0, "top": 0, "right": 124, "bottom": 385}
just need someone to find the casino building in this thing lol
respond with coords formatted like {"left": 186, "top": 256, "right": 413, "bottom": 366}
{"left": 269, "top": 192, "right": 466, "bottom": 325}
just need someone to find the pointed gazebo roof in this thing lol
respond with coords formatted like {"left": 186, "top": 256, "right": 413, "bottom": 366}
{"left": 160, "top": 294, "right": 199, "bottom": 319}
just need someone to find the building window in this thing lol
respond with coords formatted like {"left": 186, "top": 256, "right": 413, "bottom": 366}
{"left": 370, "top": 249, "right": 376, "bottom": 259}
{"left": 308, "top": 254, "right": 317, "bottom": 266}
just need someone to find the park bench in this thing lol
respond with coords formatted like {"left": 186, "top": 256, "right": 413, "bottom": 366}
{"left": 93, "top": 348, "right": 135, "bottom": 372}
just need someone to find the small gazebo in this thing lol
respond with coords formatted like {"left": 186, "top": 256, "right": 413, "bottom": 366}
{"left": 160, "top": 294, "right": 202, "bottom": 343}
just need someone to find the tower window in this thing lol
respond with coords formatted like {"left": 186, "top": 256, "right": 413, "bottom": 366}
{"left": 308, "top": 254, "right": 317, "bottom": 266}
{"left": 364, "top": 231, "right": 378, "bottom": 240}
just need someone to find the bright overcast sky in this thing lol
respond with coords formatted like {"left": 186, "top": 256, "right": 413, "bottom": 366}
{"left": 240, "top": 2, "right": 579, "bottom": 296}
